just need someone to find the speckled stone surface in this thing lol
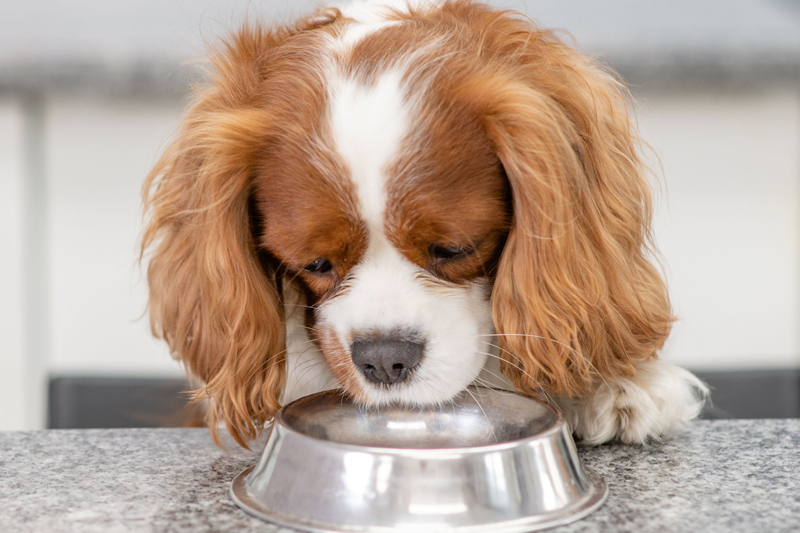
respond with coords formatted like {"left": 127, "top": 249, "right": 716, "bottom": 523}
{"left": 2, "top": 421, "right": 799, "bottom": 532}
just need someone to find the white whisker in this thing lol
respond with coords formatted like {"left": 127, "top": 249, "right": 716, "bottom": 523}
{"left": 464, "top": 386, "right": 497, "bottom": 443}
{"left": 478, "top": 351, "right": 563, "bottom": 414}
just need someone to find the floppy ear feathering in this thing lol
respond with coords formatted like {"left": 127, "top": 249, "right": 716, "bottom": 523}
{"left": 141, "top": 24, "right": 303, "bottom": 448}
{"left": 453, "top": 14, "right": 674, "bottom": 400}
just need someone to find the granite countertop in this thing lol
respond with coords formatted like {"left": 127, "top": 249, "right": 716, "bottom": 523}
{"left": 2, "top": 420, "right": 800, "bottom": 532}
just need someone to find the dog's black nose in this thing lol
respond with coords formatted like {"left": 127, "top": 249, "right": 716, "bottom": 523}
{"left": 351, "top": 338, "right": 423, "bottom": 385}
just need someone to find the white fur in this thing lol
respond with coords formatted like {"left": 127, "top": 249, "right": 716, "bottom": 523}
{"left": 335, "top": 16, "right": 398, "bottom": 52}
{"left": 329, "top": 0, "right": 442, "bottom": 54}
{"left": 554, "top": 359, "right": 709, "bottom": 445}
{"left": 281, "top": 283, "right": 338, "bottom": 405}
{"left": 333, "top": 0, "right": 411, "bottom": 52}
{"left": 328, "top": 70, "right": 408, "bottom": 229}
{"left": 338, "top": 0, "right": 441, "bottom": 23}
{"left": 323, "top": 69, "right": 494, "bottom": 405}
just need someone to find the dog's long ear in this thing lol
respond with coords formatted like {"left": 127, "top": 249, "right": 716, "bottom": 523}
{"left": 459, "top": 14, "right": 674, "bottom": 399}
{"left": 141, "top": 23, "right": 309, "bottom": 447}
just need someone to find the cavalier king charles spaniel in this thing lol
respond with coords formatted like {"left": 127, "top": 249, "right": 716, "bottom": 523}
{"left": 142, "top": 0, "right": 707, "bottom": 448}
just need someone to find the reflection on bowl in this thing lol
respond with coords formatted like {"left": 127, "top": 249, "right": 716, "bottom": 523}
{"left": 231, "top": 386, "right": 606, "bottom": 533}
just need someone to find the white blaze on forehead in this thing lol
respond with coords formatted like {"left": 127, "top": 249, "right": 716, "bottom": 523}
{"left": 328, "top": 70, "right": 411, "bottom": 231}
{"left": 322, "top": 38, "right": 491, "bottom": 407}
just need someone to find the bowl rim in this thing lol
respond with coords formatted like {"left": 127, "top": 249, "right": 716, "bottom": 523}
{"left": 271, "top": 386, "right": 568, "bottom": 455}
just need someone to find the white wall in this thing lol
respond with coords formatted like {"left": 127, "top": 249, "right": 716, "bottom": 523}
{"left": 0, "top": 99, "right": 27, "bottom": 430}
{"left": 642, "top": 89, "right": 800, "bottom": 370}
{"left": 45, "top": 96, "right": 186, "bottom": 377}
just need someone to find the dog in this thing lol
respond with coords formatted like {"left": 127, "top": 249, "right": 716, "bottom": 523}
{"left": 142, "top": 0, "right": 707, "bottom": 448}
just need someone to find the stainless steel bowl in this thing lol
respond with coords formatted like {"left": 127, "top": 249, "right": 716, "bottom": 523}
{"left": 231, "top": 386, "right": 606, "bottom": 532}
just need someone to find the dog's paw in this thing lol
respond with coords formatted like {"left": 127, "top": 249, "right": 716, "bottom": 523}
{"left": 555, "top": 359, "right": 708, "bottom": 445}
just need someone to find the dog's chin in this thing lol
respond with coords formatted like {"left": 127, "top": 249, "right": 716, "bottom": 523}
{"left": 348, "top": 351, "right": 490, "bottom": 408}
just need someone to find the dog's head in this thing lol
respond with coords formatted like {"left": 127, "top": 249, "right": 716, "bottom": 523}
{"left": 142, "top": 0, "right": 673, "bottom": 446}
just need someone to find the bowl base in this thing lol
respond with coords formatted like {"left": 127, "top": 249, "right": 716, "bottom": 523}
{"left": 231, "top": 464, "right": 607, "bottom": 533}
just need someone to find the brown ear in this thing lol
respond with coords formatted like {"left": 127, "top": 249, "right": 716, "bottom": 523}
{"left": 460, "top": 16, "right": 674, "bottom": 398}
{"left": 141, "top": 25, "right": 294, "bottom": 448}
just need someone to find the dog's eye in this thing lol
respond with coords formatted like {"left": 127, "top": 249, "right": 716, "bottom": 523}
{"left": 304, "top": 258, "right": 333, "bottom": 274}
{"left": 429, "top": 244, "right": 473, "bottom": 261}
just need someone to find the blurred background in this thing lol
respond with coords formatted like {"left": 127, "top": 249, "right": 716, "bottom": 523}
{"left": 1, "top": 0, "right": 799, "bottom": 431}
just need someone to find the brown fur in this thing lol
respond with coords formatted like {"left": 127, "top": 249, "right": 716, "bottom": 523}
{"left": 141, "top": 16, "right": 343, "bottom": 447}
{"left": 142, "top": 1, "right": 672, "bottom": 447}
{"left": 429, "top": 4, "right": 673, "bottom": 396}
{"left": 385, "top": 108, "right": 512, "bottom": 283}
